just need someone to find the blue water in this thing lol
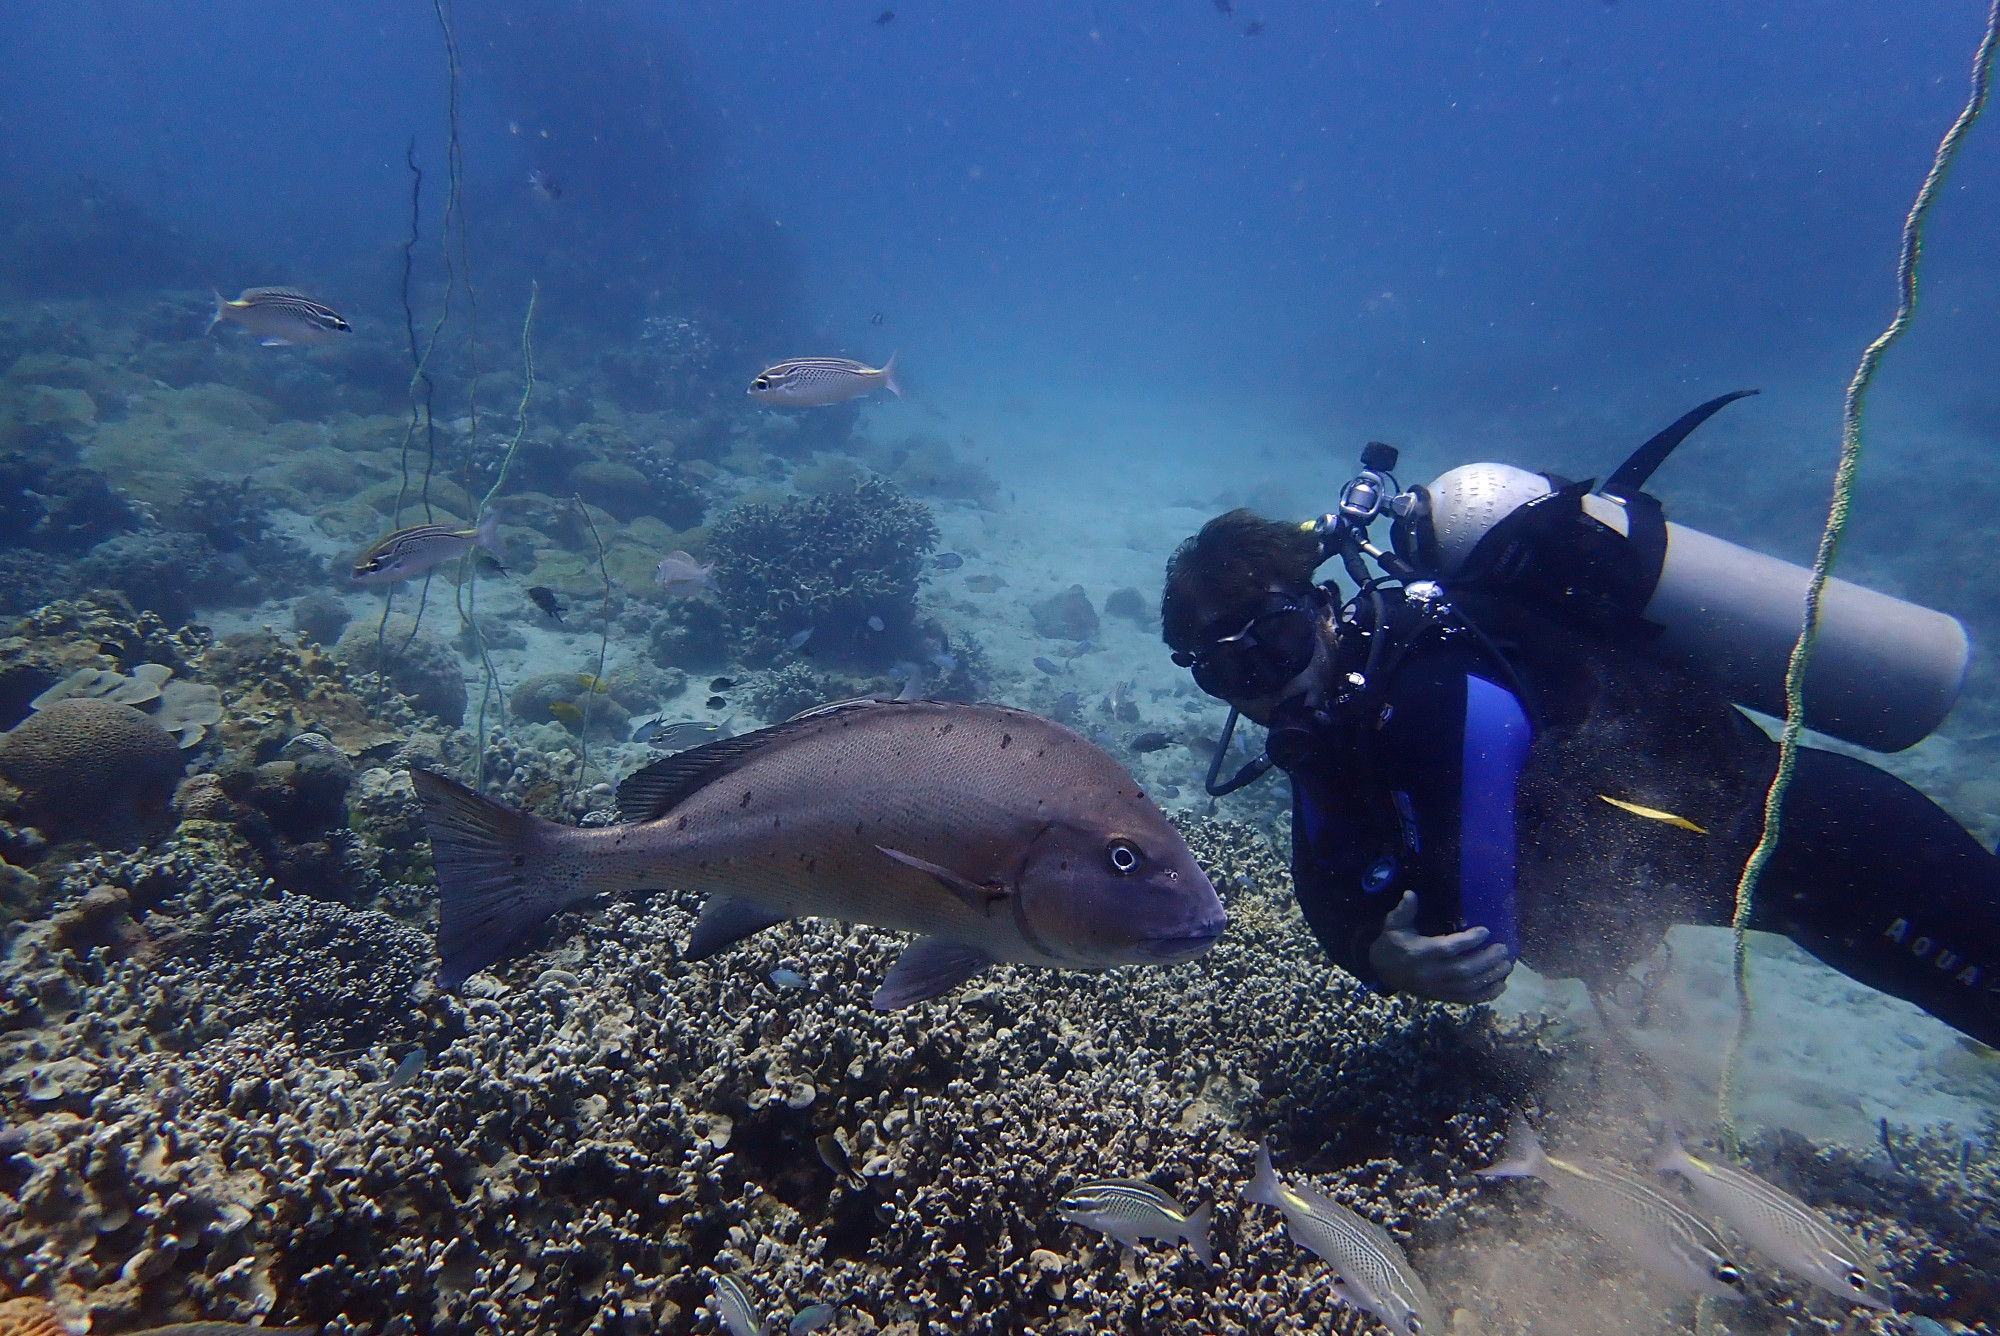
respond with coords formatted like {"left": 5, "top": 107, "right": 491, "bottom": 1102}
{"left": 2, "top": 4, "right": 1997, "bottom": 1329}
{"left": 9, "top": 1, "right": 1995, "bottom": 435}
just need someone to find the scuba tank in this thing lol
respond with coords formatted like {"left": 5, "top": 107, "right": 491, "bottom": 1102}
{"left": 1392, "top": 391, "right": 1969, "bottom": 753}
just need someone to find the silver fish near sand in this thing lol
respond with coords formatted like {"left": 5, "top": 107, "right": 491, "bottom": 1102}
{"left": 1058, "top": 1179, "right": 1214, "bottom": 1265}
{"left": 654, "top": 549, "right": 717, "bottom": 598}
{"left": 633, "top": 717, "right": 732, "bottom": 750}
{"left": 710, "top": 1274, "right": 762, "bottom": 1336}
{"left": 412, "top": 700, "right": 1226, "bottom": 1008}
{"left": 748, "top": 354, "right": 902, "bottom": 407}
{"left": 352, "top": 513, "right": 503, "bottom": 584}
{"left": 1654, "top": 1126, "right": 1894, "bottom": 1311}
{"left": 208, "top": 286, "right": 352, "bottom": 346}
{"left": 1478, "top": 1117, "right": 1746, "bottom": 1301}
{"left": 1247, "top": 1143, "right": 1439, "bottom": 1336}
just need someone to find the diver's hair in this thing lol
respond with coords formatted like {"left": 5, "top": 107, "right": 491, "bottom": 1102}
{"left": 1161, "top": 508, "right": 1324, "bottom": 652}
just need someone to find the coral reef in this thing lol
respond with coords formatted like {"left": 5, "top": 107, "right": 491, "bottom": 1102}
{"left": 508, "top": 671, "right": 632, "bottom": 740}
{"left": 163, "top": 477, "right": 269, "bottom": 552}
{"left": 1103, "top": 586, "right": 1154, "bottom": 627}
{"left": 0, "top": 777, "right": 1992, "bottom": 1336}
{"left": 199, "top": 629, "right": 418, "bottom": 760}
{"left": 29, "top": 664, "right": 222, "bottom": 748}
{"left": 1030, "top": 584, "right": 1100, "bottom": 641}
{"left": 0, "top": 699, "right": 184, "bottom": 844}
{"left": 747, "top": 663, "right": 847, "bottom": 724}
{"left": 0, "top": 554, "right": 72, "bottom": 621}
{"left": 334, "top": 614, "right": 469, "bottom": 728}
{"left": 0, "top": 597, "right": 211, "bottom": 731}
{"left": 71, "top": 531, "right": 247, "bottom": 625}
{"left": 708, "top": 476, "right": 938, "bottom": 658}
{"left": 289, "top": 592, "right": 353, "bottom": 647}
{"left": 0, "top": 420, "right": 134, "bottom": 555}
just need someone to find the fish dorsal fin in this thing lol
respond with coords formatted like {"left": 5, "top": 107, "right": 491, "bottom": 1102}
{"left": 242, "top": 285, "right": 316, "bottom": 301}
{"left": 615, "top": 699, "right": 893, "bottom": 821}
{"left": 784, "top": 695, "right": 899, "bottom": 723}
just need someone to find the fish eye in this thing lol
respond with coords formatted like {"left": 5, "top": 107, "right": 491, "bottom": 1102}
{"left": 1404, "top": 1318, "right": 1421, "bottom": 1336}
{"left": 753, "top": 377, "right": 769, "bottom": 389}
{"left": 1845, "top": 1270, "right": 1868, "bottom": 1291}
{"left": 1105, "top": 838, "right": 1143, "bottom": 875}
{"left": 1716, "top": 1264, "right": 1743, "bottom": 1285}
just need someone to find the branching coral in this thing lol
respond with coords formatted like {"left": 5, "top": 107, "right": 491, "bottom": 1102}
{"left": 708, "top": 477, "right": 937, "bottom": 658}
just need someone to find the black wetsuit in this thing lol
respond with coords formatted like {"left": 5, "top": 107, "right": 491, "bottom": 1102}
{"left": 1285, "top": 590, "right": 2000, "bottom": 1048}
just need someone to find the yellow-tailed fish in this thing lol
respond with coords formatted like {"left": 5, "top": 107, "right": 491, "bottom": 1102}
{"left": 1246, "top": 1143, "right": 1439, "bottom": 1336}
{"left": 748, "top": 354, "right": 902, "bottom": 407}
{"left": 577, "top": 674, "right": 610, "bottom": 693}
{"left": 1599, "top": 794, "right": 1707, "bottom": 833}
{"left": 352, "top": 513, "right": 503, "bottom": 585}
{"left": 548, "top": 701, "right": 583, "bottom": 726}
{"left": 208, "top": 286, "right": 352, "bottom": 346}
{"left": 1479, "top": 1116, "right": 1746, "bottom": 1300}
{"left": 1058, "top": 1178, "right": 1213, "bottom": 1264}
{"left": 1654, "top": 1125, "right": 1894, "bottom": 1311}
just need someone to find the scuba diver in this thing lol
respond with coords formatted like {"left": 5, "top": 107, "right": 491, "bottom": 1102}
{"left": 1161, "top": 392, "right": 2000, "bottom": 1048}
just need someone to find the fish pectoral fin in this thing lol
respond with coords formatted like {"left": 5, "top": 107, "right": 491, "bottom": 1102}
{"left": 871, "top": 937, "right": 992, "bottom": 1010}
{"left": 685, "top": 895, "right": 786, "bottom": 961}
{"left": 875, "top": 845, "right": 1010, "bottom": 916}
{"left": 259, "top": 337, "right": 295, "bottom": 346}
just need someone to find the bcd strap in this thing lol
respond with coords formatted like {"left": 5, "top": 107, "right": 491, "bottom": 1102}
{"left": 1454, "top": 476, "right": 1665, "bottom": 640}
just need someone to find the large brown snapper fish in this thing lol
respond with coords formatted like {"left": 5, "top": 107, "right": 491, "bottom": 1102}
{"left": 414, "top": 700, "right": 1226, "bottom": 1008}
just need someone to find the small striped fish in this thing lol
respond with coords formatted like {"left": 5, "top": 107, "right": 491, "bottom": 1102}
{"left": 1479, "top": 1116, "right": 1747, "bottom": 1301}
{"left": 710, "top": 1274, "right": 763, "bottom": 1336}
{"left": 1247, "top": 1143, "right": 1439, "bottom": 1336}
{"left": 208, "top": 286, "right": 352, "bottom": 346}
{"left": 1058, "top": 1178, "right": 1214, "bottom": 1264}
{"left": 748, "top": 354, "right": 902, "bottom": 406}
{"left": 352, "top": 512, "right": 503, "bottom": 585}
{"left": 1654, "top": 1126, "right": 1893, "bottom": 1311}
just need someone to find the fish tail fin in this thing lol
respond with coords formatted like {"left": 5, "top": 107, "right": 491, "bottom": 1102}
{"left": 881, "top": 350, "right": 903, "bottom": 398}
{"left": 411, "top": 768, "right": 577, "bottom": 988}
{"left": 1244, "top": 1142, "right": 1286, "bottom": 1209}
{"left": 207, "top": 288, "right": 228, "bottom": 336}
{"left": 1183, "top": 1201, "right": 1215, "bottom": 1265}
{"left": 1477, "top": 1114, "right": 1550, "bottom": 1179}
{"left": 474, "top": 509, "right": 503, "bottom": 558}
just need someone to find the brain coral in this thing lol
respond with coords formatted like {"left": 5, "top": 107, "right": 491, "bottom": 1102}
{"left": 0, "top": 697, "right": 183, "bottom": 840}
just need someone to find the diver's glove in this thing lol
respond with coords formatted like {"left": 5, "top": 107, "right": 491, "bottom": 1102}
{"left": 1366, "top": 890, "right": 1514, "bottom": 1004}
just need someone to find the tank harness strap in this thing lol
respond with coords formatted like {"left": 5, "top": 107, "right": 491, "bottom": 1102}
{"left": 1458, "top": 673, "right": 1532, "bottom": 957}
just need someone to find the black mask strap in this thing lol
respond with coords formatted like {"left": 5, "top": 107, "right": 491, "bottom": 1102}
{"left": 1204, "top": 706, "right": 1275, "bottom": 796}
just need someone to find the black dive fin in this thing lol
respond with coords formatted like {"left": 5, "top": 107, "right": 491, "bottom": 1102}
{"left": 685, "top": 895, "right": 787, "bottom": 960}
{"left": 616, "top": 699, "right": 893, "bottom": 822}
{"left": 1602, "top": 389, "right": 1759, "bottom": 499}
{"left": 411, "top": 769, "right": 570, "bottom": 988}
{"left": 872, "top": 936, "right": 993, "bottom": 1010}
{"left": 876, "top": 844, "right": 1011, "bottom": 916}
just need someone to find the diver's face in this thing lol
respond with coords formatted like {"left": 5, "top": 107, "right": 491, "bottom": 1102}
{"left": 1176, "top": 585, "right": 1333, "bottom": 725}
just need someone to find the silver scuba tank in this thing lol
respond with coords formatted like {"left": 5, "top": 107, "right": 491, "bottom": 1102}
{"left": 1419, "top": 460, "right": 1968, "bottom": 753}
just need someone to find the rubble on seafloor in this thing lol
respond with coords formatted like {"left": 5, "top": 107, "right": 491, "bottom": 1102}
{"left": 0, "top": 800, "right": 1992, "bottom": 1336}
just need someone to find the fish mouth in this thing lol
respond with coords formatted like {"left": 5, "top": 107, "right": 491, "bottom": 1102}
{"left": 1137, "top": 918, "right": 1228, "bottom": 960}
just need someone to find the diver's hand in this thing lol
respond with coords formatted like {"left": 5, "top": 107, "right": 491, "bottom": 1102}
{"left": 1367, "top": 891, "right": 1514, "bottom": 1003}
